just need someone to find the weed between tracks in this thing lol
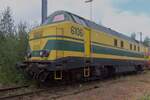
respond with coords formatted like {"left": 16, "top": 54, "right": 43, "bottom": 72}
{"left": 141, "top": 94, "right": 150, "bottom": 100}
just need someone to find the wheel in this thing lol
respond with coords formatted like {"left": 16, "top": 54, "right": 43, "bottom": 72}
{"left": 135, "top": 65, "right": 144, "bottom": 73}
{"left": 94, "top": 66, "right": 103, "bottom": 79}
{"left": 101, "top": 67, "right": 109, "bottom": 78}
{"left": 37, "top": 70, "right": 50, "bottom": 82}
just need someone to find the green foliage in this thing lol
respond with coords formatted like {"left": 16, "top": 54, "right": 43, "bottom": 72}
{"left": 141, "top": 94, "right": 150, "bottom": 100}
{"left": 0, "top": 37, "right": 27, "bottom": 84}
{"left": 0, "top": 7, "right": 15, "bottom": 37}
{"left": 0, "top": 7, "right": 29, "bottom": 85}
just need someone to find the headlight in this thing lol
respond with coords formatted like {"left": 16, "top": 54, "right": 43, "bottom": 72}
{"left": 40, "top": 51, "right": 43, "bottom": 57}
{"left": 40, "top": 50, "right": 49, "bottom": 57}
{"left": 27, "top": 52, "right": 31, "bottom": 58}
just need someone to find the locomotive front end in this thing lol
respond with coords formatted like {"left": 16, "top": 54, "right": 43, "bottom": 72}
{"left": 18, "top": 11, "right": 74, "bottom": 82}
{"left": 20, "top": 26, "right": 63, "bottom": 82}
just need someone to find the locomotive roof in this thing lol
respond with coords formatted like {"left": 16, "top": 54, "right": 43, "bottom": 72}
{"left": 45, "top": 10, "right": 140, "bottom": 44}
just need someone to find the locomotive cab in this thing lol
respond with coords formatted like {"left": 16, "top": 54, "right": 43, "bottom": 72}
{"left": 29, "top": 11, "right": 74, "bottom": 61}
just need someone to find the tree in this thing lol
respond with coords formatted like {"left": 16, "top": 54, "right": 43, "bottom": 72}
{"left": 0, "top": 12, "right": 5, "bottom": 39}
{"left": 17, "top": 22, "right": 27, "bottom": 38}
{"left": 143, "top": 37, "right": 150, "bottom": 47}
{"left": 0, "top": 7, "right": 15, "bottom": 37}
{"left": 0, "top": 7, "right": 29, "bottom": 85}
{"left": 17, "top": 22, "right": 28, "bottom": 59}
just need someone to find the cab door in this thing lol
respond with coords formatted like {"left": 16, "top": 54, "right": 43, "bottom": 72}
{"left": 56, "top": 28, "right": 64, "bottom": 59}
{"left": 84, "top": 28, "right": 91, "bottom": 58}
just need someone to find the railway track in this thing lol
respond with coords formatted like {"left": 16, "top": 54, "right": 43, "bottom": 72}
{"left": 0, "top": 72, "right": 147, "bottom": 100}
{"left": 0, "top": 88, "right": 49, "bottom": 100}
{"left": 0, "top": 84, "right": 62, "bottom": 100}
{"left": 0, "top": 84, "right": 68, "bottom": 100}
{"left": 0, "top": 85, "right": 29, "bottom": 92}
{"left": 0, "top": 85, "right": 30, "bottom": 100}
{"left": 0, "top": 83, "right": 99, "bottom": 100}
{"left": 49, "top": 85, "right": 99, "bottom": 100}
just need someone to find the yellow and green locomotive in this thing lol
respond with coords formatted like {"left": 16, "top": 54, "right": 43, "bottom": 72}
{"left": 19, "top": 10, "right": 149, "bottom": 82}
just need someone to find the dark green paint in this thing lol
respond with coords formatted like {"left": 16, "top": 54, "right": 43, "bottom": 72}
{"left": 44, "top": 40, "right": 84, "bottom": 52}
{"left": 32, "top": 50, "right": 41, "bottom": 57}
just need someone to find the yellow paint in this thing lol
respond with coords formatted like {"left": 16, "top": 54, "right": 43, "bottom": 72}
{"left": 54, "top": 71, "right": 62, "bottom": 80}
{"left": 84, "top": 67, "right": 90, "bottom": 77}
{"left": 30, "top": 57, "right": 41, "bottom": 60}
{"left": 43, "top": 26, "right": 56, "bottom": 36}
{"left": 84, "top": 28, "right": 91, "bottom": 58}
{"left": 49, "top": 50, "right": 57, "bottom": 60}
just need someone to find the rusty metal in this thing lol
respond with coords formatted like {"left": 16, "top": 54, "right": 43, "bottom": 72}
{"left": 0, "top": 88, "right": 49, "bottom": 100}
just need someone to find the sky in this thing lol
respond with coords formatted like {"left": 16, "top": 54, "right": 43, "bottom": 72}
{"left": 0, "top": 0, "right": 150, "bottom": 40}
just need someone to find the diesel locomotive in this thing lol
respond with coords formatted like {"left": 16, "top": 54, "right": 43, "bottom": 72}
{"left": 18, "top": 10, "right": 149, "bottom": 82}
